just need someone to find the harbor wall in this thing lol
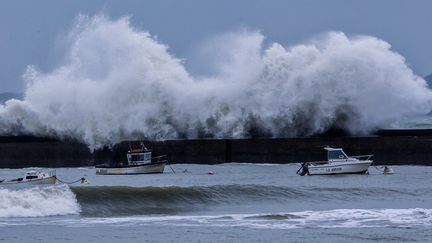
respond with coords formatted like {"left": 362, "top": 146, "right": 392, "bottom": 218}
{"left": 1, "top": 130, "right": 432, "bottom": 168}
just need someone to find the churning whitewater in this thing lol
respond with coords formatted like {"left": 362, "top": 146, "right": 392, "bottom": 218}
{"left": 0, "top": 15, "right": 431, "bottom": 149}
{"left": 0, "top": 185, "right": 80, "bottom": 218}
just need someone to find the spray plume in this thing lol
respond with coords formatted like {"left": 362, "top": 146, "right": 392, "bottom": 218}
{"left": 0, "top": 15, "right": 431, "bottom": 149}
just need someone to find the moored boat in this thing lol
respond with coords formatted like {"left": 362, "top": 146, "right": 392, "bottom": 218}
{"left": 0, "top": 170, "right": 57, "bottom": 188}
{"left": 95, "top": 144, "right": 168, "bottom": 175}
{"left": 297, "top": 147, "right": 373, "bottom": 176}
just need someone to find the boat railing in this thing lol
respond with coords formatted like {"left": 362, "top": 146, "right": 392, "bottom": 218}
{"left": 151, "top": 155, "right": 168, "bottom": 163}
{"left": 308, "top": 160, "right": 329, "bottom": 165}
{"left": 350, "top": 155, "right": 373, "bottom": 160}
{"left": 303, "top": 154, "right": 373, "bottom": 164}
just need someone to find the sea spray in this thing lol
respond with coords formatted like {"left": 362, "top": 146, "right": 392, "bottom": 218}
{"left": 0, "top": 185, "right": 80, "bottom": 218}
{"left": 0, "top": 15, "right": 431, "bottom": 149}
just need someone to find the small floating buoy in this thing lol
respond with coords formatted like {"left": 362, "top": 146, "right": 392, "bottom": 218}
{"left": 383, "top": 166, "right": 394, "bottom": 174}
{"left": 207, "top": 171, "right": 214, "bottom": 175}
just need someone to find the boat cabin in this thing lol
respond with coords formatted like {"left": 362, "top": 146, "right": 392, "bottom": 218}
{"left": 127, "top": 148, "right": 152, "bottom": 165}
{"left": 324, "top": 147, "right": 349, "bottom": 162}
{"left": 25, "top": 171, "right": 39, "bottom": 180}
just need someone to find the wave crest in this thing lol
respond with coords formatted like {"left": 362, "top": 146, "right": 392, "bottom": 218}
{"left": 0, "top": 15, "right": 431, "bottom": 149}
{"left": 0, "top": 185, "right": 80, "bottom": 218}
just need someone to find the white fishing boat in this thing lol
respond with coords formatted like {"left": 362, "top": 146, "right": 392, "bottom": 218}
{"left": 297, "top": 147, "right": 373, "bottom": 176}
{"left": 0, "top": 170, "right": 57, "bottom": 188}
{"left": 95, "top": 145, "right": 167, "bottom": 175}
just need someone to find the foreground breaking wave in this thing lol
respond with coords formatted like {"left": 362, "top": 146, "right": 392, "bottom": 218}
{"left": 0, "top": 185, "right": 80, "bottom": 217}
{"left": 2, "top": 184, "right": 432, "bottom": 221}
{"left": 73, "top": 185, "right": 432, "bottom": 217}
{"left": 0, "top": 15, "right": 431, "bottom": 149}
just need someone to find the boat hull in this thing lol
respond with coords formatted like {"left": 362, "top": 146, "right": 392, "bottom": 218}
{"left": 0, "top": 176, "right": 57, "bottom": 189}
{"left": 96, "top": 162, "right": 166, "bottom": 175}
{"left": 307, "top": 161, "right": 372, "bottom": 175}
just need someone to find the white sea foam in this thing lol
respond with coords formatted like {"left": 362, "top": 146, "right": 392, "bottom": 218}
{"left": 0, "top": 14, "right": 431, "bottom": 149}
{"left": 50, "top": 208, "right": 432, "bottom": 229}
{"left": 0, "top": 185, "right": 80, "bottom": 218}
{"left": 290, "top": 208, "right": 432, "bottom": 228}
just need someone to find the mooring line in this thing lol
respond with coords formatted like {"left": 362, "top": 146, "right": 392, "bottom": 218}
{"left": 54, "top": 176, "right": 88, "bottom": 185}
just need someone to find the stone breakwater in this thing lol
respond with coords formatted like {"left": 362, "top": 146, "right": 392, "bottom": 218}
{"left": 1, "top": 130, "right": 432, "bottom": 168}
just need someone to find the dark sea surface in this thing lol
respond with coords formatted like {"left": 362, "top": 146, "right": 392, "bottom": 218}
{"left": 1, "top": 164, "right": 431, "bottom": 242}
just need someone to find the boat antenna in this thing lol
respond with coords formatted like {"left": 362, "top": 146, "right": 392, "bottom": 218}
{"left": 140, "top": 141, "right": 148, "bottom": 150}
{"left": 316, "top": 145, "right": 335, "bottom": 150}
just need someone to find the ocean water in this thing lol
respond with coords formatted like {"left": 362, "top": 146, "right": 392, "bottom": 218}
{"left": 1, "top": 164, "right": 432, "bottom": 242}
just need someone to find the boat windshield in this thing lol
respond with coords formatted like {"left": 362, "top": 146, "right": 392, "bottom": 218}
{"left": 327, "top": 150, "right": 348, "bottom": 160}
{"left": 129, "top": 152, "right": 151, "bottom": 162}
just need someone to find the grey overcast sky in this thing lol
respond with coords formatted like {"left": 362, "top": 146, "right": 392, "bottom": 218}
{"left": 1, "top": 0, "right": 431, "bottom": 92}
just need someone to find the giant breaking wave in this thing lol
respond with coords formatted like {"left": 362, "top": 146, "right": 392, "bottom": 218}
{"left": 0, "top": 185, "right": 80, "bottom": 218}
{"left": 1, "top": 15, "right": 431, "bottom": 149}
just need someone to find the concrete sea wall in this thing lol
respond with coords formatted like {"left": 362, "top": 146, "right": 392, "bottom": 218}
{"left": 1, "top": 130, "right": 432, "bottom": 168}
